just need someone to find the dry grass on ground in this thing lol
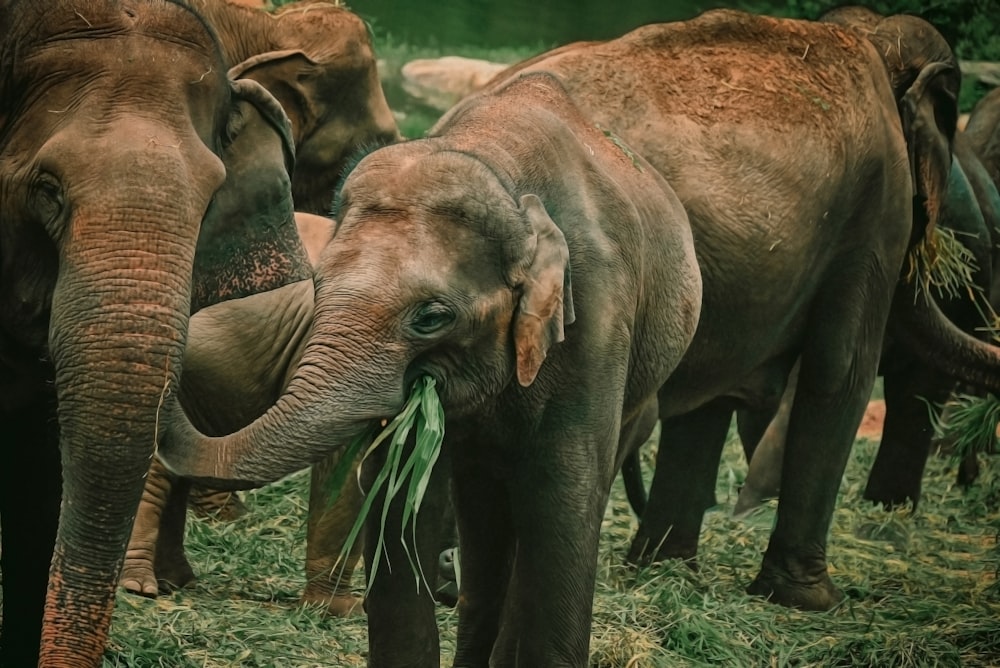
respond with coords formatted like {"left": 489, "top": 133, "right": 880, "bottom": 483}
{"left": 103, "top": 415, "right": 1000, "bottom": 667}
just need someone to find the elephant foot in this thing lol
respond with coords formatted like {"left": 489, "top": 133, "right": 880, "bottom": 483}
{"left": 300, "top": 588, "right": 365, "bottom": 617}
{"left": 732, "top": 484, "right": 777, "bottom": 519}
{"left": 625, "top": 526, "right": 700, "bottom": 568}
{"left": 155, "top": 556, "right": 196, "bottom": 594}
{"left": 120, "top": 559, "right": 160, "bottom": 598}
{"left": 747, "top": 551, "right": 844, "bottom": 611}
{"left": 956, "top": 452, "right": 980, "bottom": 487}
{"left": 188, "top": 487, "right": 248, "bottom": 521}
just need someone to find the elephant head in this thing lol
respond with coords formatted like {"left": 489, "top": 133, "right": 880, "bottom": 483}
{"left": 189, "top": 0, "right": 402, "bottom": 214}
{"left": 822, "top": 9, "right": 961, "bottom": 241}
{"left": 965, "top": 86, "right": 1000, "bottom": 189}
{"left": 0, "top": 0, "right": 308, "bottom": 664}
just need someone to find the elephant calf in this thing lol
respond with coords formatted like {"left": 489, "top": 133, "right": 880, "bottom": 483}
{"left": 160, "top": 71, "right": 704, "bottom": 665}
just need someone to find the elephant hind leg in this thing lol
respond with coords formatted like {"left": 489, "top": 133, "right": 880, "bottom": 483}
{"left": 187, "top": 484, "right": 248, "bottom": 522}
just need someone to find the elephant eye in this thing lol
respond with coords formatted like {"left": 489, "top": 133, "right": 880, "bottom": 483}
{"left": 30, "top": 172, "right": 65, "bottom": 234}
{"left": 409, "top": 301, "right": 455, "bottom": 336}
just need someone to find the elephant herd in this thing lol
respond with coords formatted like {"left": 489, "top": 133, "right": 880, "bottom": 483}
{"left": 2, "top": 0, "right": 1000, "bottom": 666}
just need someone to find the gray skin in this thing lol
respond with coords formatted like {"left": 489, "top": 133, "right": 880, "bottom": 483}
{"left": 161, "top": 72, "right": 704, "bottom": 666}
{"left": 469, "top": 10, "right": 1000, "bottom": 614}
{"left": 0, "top": 1, "right": 310, "bottom": 666}
{"left": 122, "top": 214, "right": 367, "bottom": 616}
{"left": 965, "top": 86, "right": 1000, "bottom": 212}
{"left": 731, "top": 9, "right": 1000, "bottom": 516}
{"left": 122, "top": 0, "right": 400, "bottom": 612}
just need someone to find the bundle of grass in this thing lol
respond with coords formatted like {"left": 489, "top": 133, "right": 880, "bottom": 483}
{"left": 325, "top": 375, "right": 446, "bottom": 593}
{"left": 929, "top": 391, "right": 1000, "bottom": 462}
{"left": 904, "top": 225, "right": 982, "bottom": 304}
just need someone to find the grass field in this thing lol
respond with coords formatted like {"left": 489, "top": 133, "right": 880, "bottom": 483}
{"left": 103, "top": 415, "right": 1000, "bottom": 667}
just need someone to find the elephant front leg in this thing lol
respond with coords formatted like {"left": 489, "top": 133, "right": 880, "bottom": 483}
{"left": 490, "top": 460, "right": 610, "bottom": 667}
{"left": 864, "top": 359, "right": 952, "bottom": 508}
{"left": 627, "top": 398, "right": 733, "bottom": 566}
{"left": 121, "top": 457, "right": 194, "bottom": 596}
{"left": 301, "top": 452, "right": 365, "bottom": 617}
{"left": 363, "top": 445, "right": 450, "bottom": 668}
{"left": 451, "top": 465, "right": 514, "bottom": 666}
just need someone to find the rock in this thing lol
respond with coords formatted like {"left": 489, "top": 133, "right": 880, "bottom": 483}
{"left": 401, "top": 56, "right": 510, "bottom": 111}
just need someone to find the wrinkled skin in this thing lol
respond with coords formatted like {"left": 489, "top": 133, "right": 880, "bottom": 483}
{"left": 469, "top": 10, "right": 1000, "bottom": 613}
{"left": 732, "top": 10, "right": 1000, "bottom": 516}
{"left": 735, "top": 134, "right": 1000, "bottom": 515}
{"left": 0, "top": 0, "right": 309, "bottom": 666}
{"left": 122, "top": 214, "right": 365, "bottom": 616}
{"left": 160, "top": 73, "right": 703, "bottom": 666}
{"left": 124, "top": 0, "right": 401, "bottom": 611}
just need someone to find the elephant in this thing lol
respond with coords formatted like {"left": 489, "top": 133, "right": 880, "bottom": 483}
{"left": 729, "top": 9, "right": 1000, "bottom": 516}
{"left": 457, "top": 10, "right": 1000, "bottom": 613}
{"left": 121, "top": 213, "right": 370, "bottom": 616}
{"left": 191, "top": 0, "right": 402, "bottom": 214}
{"left": 121, "top": 0, "right": 402, "bottom": 610}
{"left": 159, "top": 69, "right": 704, "bottom": 665}
{"left": 158, "top": 7, "right": 1000, "bottom": 662}
{"left": 965, "top": 86, "right": 1000, "bottom": 205}
{"left": 0, "top": 0, "right": 312, "bottom": 665}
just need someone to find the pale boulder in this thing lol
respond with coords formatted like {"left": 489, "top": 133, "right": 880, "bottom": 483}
{"left": 401, "top": 56, "right": 510, "bottom": 111}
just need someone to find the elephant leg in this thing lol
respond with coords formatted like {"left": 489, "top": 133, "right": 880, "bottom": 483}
{"left": 489, "top": 448, "right": 610, "bottom": 666}
{"left": 864, "top": 359, "right": 953, "bottom": 508}
{"left": 121, "top": 458, "right": 194, "bottom": 595}
{"left": 748, "top": 292, "right": 884, "bottom": 611}
{"left": 0, "top": 396, "right": 61, "bottom": 668}
{"left": 364, "top": 444, "right": 449, "bottom": 668}
{"left": 187, "top": 484, "right": 247, "bottom": 521}
{"left": 626, "top": 397, "right": 733, "bottom": 566}
{"left": 301, "top": 452, "right": 365, "bottom": 617}
{"left": 451, "top": 466, "right": 514, "bottom": 666}
{"left": 155, "top": 473, "right": 194, "bottom": 592}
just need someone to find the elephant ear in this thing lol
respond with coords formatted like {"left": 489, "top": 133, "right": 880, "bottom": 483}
{"left": 190, "top": 77, "right": 312, "bottom": 314}
{"left": 228, "top": 50, "right": 319, "bottom": 143}
{"left": 899, "top": 61, "right": 959, "bottom": 241}
{"left": 512, "top": 194, "right": 575, "bottom": 387}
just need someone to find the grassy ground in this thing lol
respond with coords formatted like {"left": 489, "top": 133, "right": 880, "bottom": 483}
{"left": 103, "top": 417, "right": 1000, "bottom": 667}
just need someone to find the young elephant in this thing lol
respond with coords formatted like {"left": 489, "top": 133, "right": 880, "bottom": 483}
{"left": 161, "top": 72, "right": 703, "bottom": 665}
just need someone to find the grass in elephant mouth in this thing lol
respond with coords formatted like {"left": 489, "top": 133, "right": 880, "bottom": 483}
{"left": 325, "top": 375, "right": 446, "bottom": 594}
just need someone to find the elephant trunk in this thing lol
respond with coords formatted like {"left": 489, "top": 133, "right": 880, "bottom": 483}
{"left": 39, "top": 188, "right": 206, "bottom": 665}
{"left": 161, "top": 278, "right": 396, "bottom": 490}
{"left": 890, "top": 279, "right": 1000, "bottom": 393}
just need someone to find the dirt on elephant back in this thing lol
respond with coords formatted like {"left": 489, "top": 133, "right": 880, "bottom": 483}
{"left": 856, "top": 400, "right": 885, "bottom": 439}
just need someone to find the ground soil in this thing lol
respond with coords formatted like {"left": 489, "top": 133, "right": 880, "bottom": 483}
{"left": 857, "top": 400, "right": 885, "bottom": 440}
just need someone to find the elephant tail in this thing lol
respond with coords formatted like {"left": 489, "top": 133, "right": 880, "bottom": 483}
{"left": 620, "top": 450, "right": 647, "bottom": 517}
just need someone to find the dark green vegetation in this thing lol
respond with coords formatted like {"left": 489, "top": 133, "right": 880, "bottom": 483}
{"left": 103, "top": 423, "right": 999, "bottom": 667}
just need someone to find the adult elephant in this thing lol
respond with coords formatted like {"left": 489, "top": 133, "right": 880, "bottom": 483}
{"left": 121, "top": 0, "right": 401, "bottom": 612}
{"left": 0, "top": 0, "right": 310, "bottom": 665}
{"left": 192, "top": 0, "right": 401, "bottom": 213}
{"left": 159, "top": 9, "right": 1000, "bottom": 662}
{"left": 966, "top": 86, "right": 1000, "bottom": 203}
{"left": 731, "top": 9, "right": 1000, "bottom": 515}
